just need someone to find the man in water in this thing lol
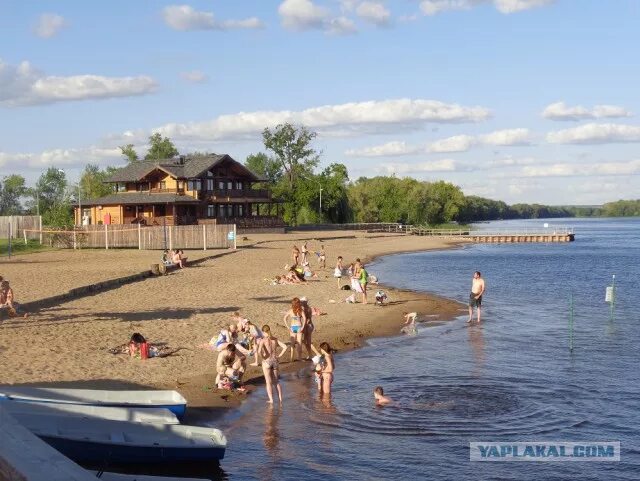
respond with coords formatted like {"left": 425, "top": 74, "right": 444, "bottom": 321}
{"left": 467, "top": 271, "right": 485, "bottom": 324}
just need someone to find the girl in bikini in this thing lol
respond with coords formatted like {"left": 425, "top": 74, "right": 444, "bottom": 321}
{"left": 283, "top": 297, "right": 307, "bottom": 362}
{"left": 259, "top": 325, "right": 286, "bottom": 404}
{"left": 312, "top": 342, "right": 335, "bottom": 396}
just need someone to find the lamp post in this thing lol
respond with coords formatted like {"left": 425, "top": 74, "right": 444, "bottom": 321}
{"left": 319, "top": 187, "right": 323, "bottom": 217}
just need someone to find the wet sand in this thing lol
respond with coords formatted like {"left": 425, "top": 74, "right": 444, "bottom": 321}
{"left": 0, "top": 231, "right": 468, "bottom": 418}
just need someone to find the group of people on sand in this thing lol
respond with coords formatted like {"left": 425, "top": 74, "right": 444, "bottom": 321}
{"left": 0, "top": 276, "right": 27, "bottom": 320}
{"left": 205, "top": 296, "right": 334, "bottom": 404}
{"left": 334, "top": 256, "right": 376, "bottom": 305}
{"left": 162, "top": 249, "right": 188, "bottom": 269}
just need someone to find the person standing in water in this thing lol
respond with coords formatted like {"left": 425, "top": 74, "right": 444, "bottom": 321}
{"left": 467, "top": 271, "right": 485, "bottom": 324}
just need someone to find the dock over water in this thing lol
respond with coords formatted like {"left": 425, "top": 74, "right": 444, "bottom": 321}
{"left": 408, "top": 227, "right": 575, "bottom": 243}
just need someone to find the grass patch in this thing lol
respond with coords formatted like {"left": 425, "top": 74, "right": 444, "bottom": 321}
{"left": 0, "top": 238, "right": 53, "bottom": 257}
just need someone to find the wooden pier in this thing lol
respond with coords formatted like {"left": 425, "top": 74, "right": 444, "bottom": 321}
{"left": 407, "top": 227, "right": 575, "bottom": 243}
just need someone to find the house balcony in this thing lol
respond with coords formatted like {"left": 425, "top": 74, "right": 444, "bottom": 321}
{"left": 198, "top": 189, "right": 272, "bottom": 201}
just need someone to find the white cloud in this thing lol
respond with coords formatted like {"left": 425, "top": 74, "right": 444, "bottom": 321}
{"left": 180, "top": 70, "right": 208, "bottom": 83}
{"left": 279, "top": 0, "right": 330, "bottom": 29}
{"left": 480, "top": 128, "right": 533, "bottom": 145}
{"left": 520, "top": 159, "right": 640, "bottom": 177}
{"left": 429, "top": 128, "right": 532, "bottom": 152}
{"left": 345, "top": 141, "right": 422, "bottom": 157}
{"left": 420, "top": 0, "right": 554, "bottom": 15}
{"left": 486, "top": 156, "right": 538, "bottom": 167}
{"left": 162, "top": 5, "right": 263, "bottom": 31}
{"left": 493, "top": 0, "right": 554, "bottom": 14}
{"left": 378, "top": 159, "right": 458, "bottom": 174}
{"left": 546, "top": 123, "right": 640, "bottom": 144}
{"left": 356, "top": 2, "right": 391, "bottom": 26}
{"left": 0, "top": 59, "right": 157, "bottom": 107}
{"left": 279, "top": 0, "right": 357, "bottom": 34}
{"left": 542, "top": 101, "right": 632, "bottom": 121}
{"left": 429, "top": 134, "right": 476, "bottom": 152}
{"left": 34, "top": 13, "right": 67, "bottom": 38}
{"left": 0, "top": 147, "right": 122, "bottom": 170}
{"left": 106, "top": 98, "right": 490, "bottom": 144}
{"left": 326, "top": 16, "right": 358, "bottom": 35}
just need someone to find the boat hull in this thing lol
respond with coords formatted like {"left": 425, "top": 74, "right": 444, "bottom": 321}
{"left": 40, "top": 436, "right": 225, "bottom": 463}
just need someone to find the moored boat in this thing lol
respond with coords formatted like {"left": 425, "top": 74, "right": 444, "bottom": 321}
{"left": 12, "top": 414, "right": 227, "bottom": 464}
{"left": 2, "top": 401, "right": 179, "bottom": 424}
{"left": 0, "top": 387, "right": 187, "bottom": 419}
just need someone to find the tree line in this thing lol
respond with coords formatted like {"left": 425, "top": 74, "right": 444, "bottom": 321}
{"left": 1, "top": 124, "right": 638, "bottom": 226}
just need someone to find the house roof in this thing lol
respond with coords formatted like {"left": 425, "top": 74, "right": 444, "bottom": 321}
{"left": 106, "top": 155, "right": 265, "bottom": 183}
{"left": 79, "top": 193, "right": 201, "bottom": 206}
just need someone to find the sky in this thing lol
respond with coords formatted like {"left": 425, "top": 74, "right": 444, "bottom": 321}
{"left": 1, "top": 0, "right": 639, "bottom": 205}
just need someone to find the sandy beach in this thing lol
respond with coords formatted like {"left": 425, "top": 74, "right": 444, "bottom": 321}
{"left": 0, "top": 231, "right": 467, "bottom": 416}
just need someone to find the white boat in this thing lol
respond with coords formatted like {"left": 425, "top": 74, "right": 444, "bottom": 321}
{"left": 91, "top": 472, "right": 206, "bottom": 481}
{"left": 1, "top": 401, "right": 179, "bottom": 424}
{"left": 13, "top": 414, "right": 227, "bottom": 463}
{"left": 0, "top": 387, "right": 187, "bottom": 419}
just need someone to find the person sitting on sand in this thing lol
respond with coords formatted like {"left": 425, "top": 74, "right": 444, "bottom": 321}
{"left": 215, "top": 343, "right": 246, "bottom": 386}
{"left": 311, "top": 342, "right": 335, "bottom": 395}
{"left": 258, "top": 324, "right": 287, "bottom": 404}
{"left": 207, "top": 324, "right": 251, "bottom": 355}
{"left": 400, "top": 312, "right": 418, "bottom": 335}
{"left": 171, "top": 249, "right": 185, "bottom": 269}
{"left": 232, "top": 311, "right": 250, "bottom": 333}
{"left": 179, "top": 249, "right": 188, "bottom": 264}
{"left": 129, "top": 332, "right": 149, "bottom": 359}
{"left": 161, "top": 250, "right": 173, "bottom": 266}
{"left": 375, "top": 290, "right": 387, "bottom": 306}
{"left": 302, "top": 262, "right": 319, "bottom": 280}
{"left": 287, "top": 267, "right": 306, "bottom": 284}
{"left": 374, "top": 386, "right": 393, "bottom": 406}
{"left": 283, "top": 297, "right": 307, "bottom": 362}
{"left": 0, "top": 280, "right": 27, "bottom": 318}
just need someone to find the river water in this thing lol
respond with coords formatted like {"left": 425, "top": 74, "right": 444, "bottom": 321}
{"left": 207, "top": 218, "right": 640, "bottom": 480}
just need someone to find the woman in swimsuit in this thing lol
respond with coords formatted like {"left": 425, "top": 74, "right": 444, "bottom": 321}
{"left": 300, "top": 297, "right": 315, "bottom": 360}
{"left": 312, "top": 342, "right": 334, "bottom": 396}
{"left": 283, "top": 297, "right": 307, "bottom": 362}
{"left": 258, "top": 325, "right": 285, "bottom": 404}
{"left": 301, "top": 242, "right": 309, "bottom": 265}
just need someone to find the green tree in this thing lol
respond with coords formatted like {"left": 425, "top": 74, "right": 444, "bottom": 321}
{"left": 0, "top": 174, "right": 27, "bottom": 215}
{"left": 33, "top": 167, "right": 72, "bottom": 226}
{"left": 145, "top": 133, "right": 179, "bottom": 161}
{"left": 80, "top": 164, "right": 118, "bottom": 200}
{"left": 244, "top": 152, "right": 284, "bottom": 186}
{"left": 262, "top": 123, "right": 320, "bottom": 224}
{"left": 119, "top": 144, "right": 139, "bottom": 163}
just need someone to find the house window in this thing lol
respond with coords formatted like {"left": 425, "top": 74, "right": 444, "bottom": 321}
{"left": 218, "top": 205, "right": 226, "bottom": 218}
{"left": 187, "top": 180, "right": 201, "bottom": 191}
{"left": 238, "top": 205, "right": 244, "bottom": 217}
{"left": 227, "top": 205, "right": 233, "bottom": 218}
{"left": 116, "top": 183, "right": 126, "bottom": 192}
{"left": 207, "top": 170, "right": 213, "bottom": 177}
{"left": 227, "top": 181, "right": 233, "bottom": 190}
{"left": 207, "top": 205, "right": 215, "bottom": 217}
{"left": 218, "top": 180, "right": 225, "bottom": 190}
{"left": 159, "top": 181, "right": 166, "bottom": 190}
{"left": 236, "top": 181, "right": 243, "bottom": 190}
{"left": 177, "top": 181, "right": 184, "bottom": 190}
{"left": 137, "top": 183, "right": 149, "bottom": 192}
{"left": 206, "top": 179, "right": 214, "bottom": 191}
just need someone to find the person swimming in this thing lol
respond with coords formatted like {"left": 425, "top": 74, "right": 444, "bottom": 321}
{"left": 374, "top": 386, "right": 393, "bottom": 405}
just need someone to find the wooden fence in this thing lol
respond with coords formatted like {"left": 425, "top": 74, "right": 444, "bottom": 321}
{"left": 0, "top": 216, "right": 42, "bottom": 239}
{"left": 23, "top": 224, "right": 236, "bottom": 250}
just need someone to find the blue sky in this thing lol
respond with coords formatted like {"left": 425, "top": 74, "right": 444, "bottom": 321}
{"left": 1, "top": 0, "right": 639, "bottom": 205}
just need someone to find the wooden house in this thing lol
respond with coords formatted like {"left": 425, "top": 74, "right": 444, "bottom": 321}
{"left": 75, "top": 155, "right": 284, "bottom": 227}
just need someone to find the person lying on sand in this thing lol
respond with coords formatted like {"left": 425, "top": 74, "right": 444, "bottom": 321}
{"left": 374, "top": 386, "right": 393, "bottom": 406}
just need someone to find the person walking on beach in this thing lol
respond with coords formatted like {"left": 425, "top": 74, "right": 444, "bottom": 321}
{"left": 292, "top": 245, "right": 300, "bottom": 266}
{"left": 259, "top": 325, "right": 285, "bottom": 404}
{"left": 467, "top": 271, "right": 485, "bottom": 324}
{"left": 318, "top": 245, "right": 326, "bottom": 269}
{"left": 301, "top": 241, "right": 309, "bottom": 265}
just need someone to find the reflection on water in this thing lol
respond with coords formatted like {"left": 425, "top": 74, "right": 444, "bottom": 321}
{"left": 467, "top": 324, "right": 485, "bottom": 376}
{"left": 263, "top": 405, "right": 281, "bottom": 453}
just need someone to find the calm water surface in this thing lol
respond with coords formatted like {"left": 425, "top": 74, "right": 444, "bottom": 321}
{"left": 210, "top": 218, "right": 639, "bottom": 480}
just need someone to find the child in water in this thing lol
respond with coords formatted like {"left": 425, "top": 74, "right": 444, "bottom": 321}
{"left": 400, "top": 312, "right": 418, "bottom": 335}
{"left": 374, "top": 386, "right": 393, "bottom": 405}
